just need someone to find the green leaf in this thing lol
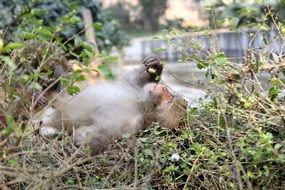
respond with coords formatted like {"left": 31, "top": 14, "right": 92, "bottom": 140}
{"left": 0, "top": 38, "right": 3, "bottom": 51}
{"left": 163, "top": 164, "right": 175, "bottom": 174}
{"left": 66, "top": 85, "right": 80, "bottom": 95}
{"left": 35, "top": 26, "right": 52, "bottom": 39}
{"left": 3, "top": 115, "right": 15, "bottom": 135}
{"left": 214, "top": 53, "right": 227, "bottom": 66}
{"left": 2, "top": 42, "right": 23, "bottom": 53}
{"left": 269, "top": 77, "right": 279, "bottom": 85}
{"left": 1, "top": 56, "right": 16, "bottom": 71}
{"left": 7, "top": 159, "right": 17, "bottom": 167}
{"left": 31, "top": 8, "right": 47, "bottom": 17}
{"left": 229, "top": 17, "right": 239, "bottom": 28}
{"left": 268, "top": 86, "right": 280, "bottom": 101}
{"left": 21, "top": 32, "right": 36, "bottom": 40}
{"left": 197, "top": 62, "right": 208, "bottom": 69}
{"left": 29, "top": 82, "right": 42, "bottom": 90}
{"left": 93, "top": 22, "right": 103, "bottom": 31}
{"left": 68, "top": 2, "right": 77, "bottom": 11}
{"left": 265, "top": 132, "right": 273, "bottom": 140}
{"left": 68, "top": 16, "right": 81, "bottom": 24}
{"left": 274, "top": 143, "right": 282, "bottom": 150}
{"left": 193, "top": 143, "right": 202, "bottom": 154}
{"left": 97, "top": 64, "right": 112, "bottom": 76}
{"left": 154, "top": 47, "right": 167, "bottom": 52}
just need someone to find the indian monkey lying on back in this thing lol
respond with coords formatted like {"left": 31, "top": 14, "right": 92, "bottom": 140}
{"left": 40, "top": 54, "right": 187, "bottom": 154}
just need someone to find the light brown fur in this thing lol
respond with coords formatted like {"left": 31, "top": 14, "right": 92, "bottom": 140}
{"left": 40, "top": 54, "right": 187, "bottom": 155}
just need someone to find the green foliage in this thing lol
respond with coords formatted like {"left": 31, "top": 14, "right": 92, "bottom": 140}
{"left": 205, "top": 0, "right": 283, "bottom": 28}
{"left": 152, "top": 17, "right": 285, "bottom": 187}
{"left": 0, "top": 2, "right": 117, "bottom": 183}
{"left": 1, "top": 1, "right": 285, "bottom": 189}
{"left": 0, "top": 0, "right": 128, "bottom": 51}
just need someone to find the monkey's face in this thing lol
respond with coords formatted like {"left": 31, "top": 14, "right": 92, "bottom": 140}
{"left": 147, "top": 84, "right": 174, "bottom": 107}
{"left": 147, "top": 84, "right": 187, "bottom": 130}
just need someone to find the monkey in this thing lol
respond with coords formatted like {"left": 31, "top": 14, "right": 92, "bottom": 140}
{"left": 39, "top": 54, "right": 187, "bottom": 155}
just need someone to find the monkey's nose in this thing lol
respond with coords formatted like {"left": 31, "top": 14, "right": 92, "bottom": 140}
{"left": 150, "top": 84, "right": 157, "bottom": 93}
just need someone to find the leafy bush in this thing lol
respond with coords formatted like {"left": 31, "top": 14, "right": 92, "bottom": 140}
{"left": 151, "top": 24, "right": 285, "bottom": 188}
{"left": 0, "top": 2, "right": 118, "bottom": 188}
{"left": 1, "top": 1, "right": 285, "bottom": 189}
{"left": 205, "top": 0, "right": 285, "bottom": 28}
{"left": 0, "top": 0, "right": 128, "bottom": 52}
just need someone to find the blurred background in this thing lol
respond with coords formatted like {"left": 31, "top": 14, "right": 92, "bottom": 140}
{"left": 100, "top": 0, "right": 283, "bottom": 61}
{"left": 1, "top": 1, "right": 285, "bottom": 189}
{"left": 100, "top": 0, "right": 285, "bottom": 104}
{"left": 1, "top": 0, "right": 284, "bottom": 104}
{"left": 102, "top": 0, "right": 206, "bottom": 63}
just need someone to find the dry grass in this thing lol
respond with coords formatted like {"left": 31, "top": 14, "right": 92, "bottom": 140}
{"left": 1, "top": 26, "right": 285, "bottom": 189}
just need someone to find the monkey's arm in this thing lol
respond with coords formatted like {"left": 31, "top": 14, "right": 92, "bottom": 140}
{"left": 120, "top": 54, "right": 163, "bottom": 86}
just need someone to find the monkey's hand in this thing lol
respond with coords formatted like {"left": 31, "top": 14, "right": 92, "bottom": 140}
{"left": 142, "top": 54, "right": 163, "bottom": 77}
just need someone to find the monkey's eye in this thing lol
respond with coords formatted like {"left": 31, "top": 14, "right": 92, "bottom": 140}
{"left": 165, "top": 100, "right": 173, "bottom": 107}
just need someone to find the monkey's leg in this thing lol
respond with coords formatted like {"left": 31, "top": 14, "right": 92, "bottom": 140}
{"left": 74, "top": 126, "right": 112, "bottom": 155}
{"left": 31, "top": 107, "right": 59, "bottom": 136}
{"left": 74, "top": 114, "right": 143, "bottom": 155}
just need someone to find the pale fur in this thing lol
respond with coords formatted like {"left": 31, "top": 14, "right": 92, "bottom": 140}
{"left": 39, "top": 55, "right": 186, "bottom": 154}
{"left": 41, "top": 77, "right": 146, "bottom": 151}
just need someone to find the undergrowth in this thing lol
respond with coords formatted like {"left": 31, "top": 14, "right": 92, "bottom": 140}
{"left": 1, "top": 2, "right": 285, "bottom": 190}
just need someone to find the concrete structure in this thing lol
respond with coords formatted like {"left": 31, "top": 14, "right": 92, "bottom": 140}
{"left": 125, "top": 29, "right": 284, "bottom": 63}
{"left": 122, "top": 29, "right": 285, "bottom": 105}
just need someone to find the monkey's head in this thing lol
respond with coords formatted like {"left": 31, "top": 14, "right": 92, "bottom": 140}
{"left": 145, "top": 83, "right": 174, "bottom": 106}
{"left": 143, "top": 83, "right": 187, "bottom": 129}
